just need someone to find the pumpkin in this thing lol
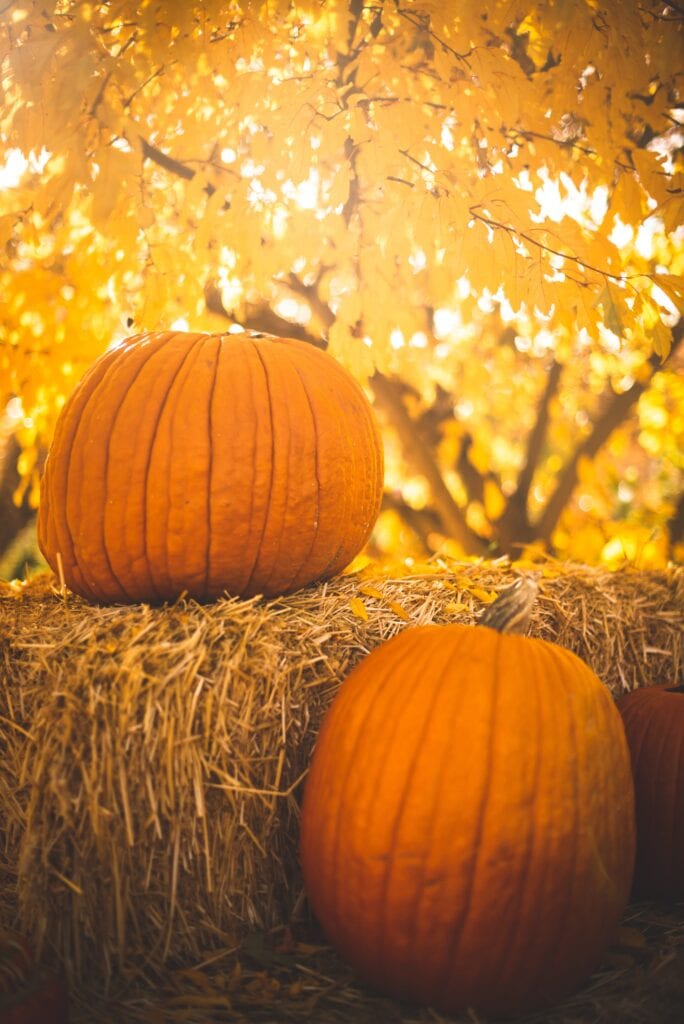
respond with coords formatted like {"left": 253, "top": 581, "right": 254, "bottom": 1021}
{"left": 299, "top": 578, "right": 636, "bottom": 1016}
{"left": 38, "top": 330, "right": 383, "bottom": 604}
{"left": 0, "top": 932, "right": 34, "bottom": 996}
{"left": 0, "top": 931, "right": 68, "bottom": 1024}
{"left": 616, "top": 683, "right": 684, "bottom": 899}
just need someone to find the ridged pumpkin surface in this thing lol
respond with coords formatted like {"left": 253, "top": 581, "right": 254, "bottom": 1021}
{"left": 300, "top": 623, "right": 635, "bottom": 1016}
{"left": 617, "top": 684, "right": 684, "bottom": 899}
{"left": 37, "top": 330, "right": 383, "bottom": 604}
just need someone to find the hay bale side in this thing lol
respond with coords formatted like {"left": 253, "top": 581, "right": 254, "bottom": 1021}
{"left": 1, "top": 562, "right": 682, "bottom": 986}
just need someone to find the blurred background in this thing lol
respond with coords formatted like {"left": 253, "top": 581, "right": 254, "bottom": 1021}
{"left": 1, "top": 0, "right": 682, "bottom": 582}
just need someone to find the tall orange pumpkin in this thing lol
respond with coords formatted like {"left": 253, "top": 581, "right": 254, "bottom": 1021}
{"left": 616, "top": 683, "right": 684, "bottom": 899}
{"left": 37, "top": 330, "right": 383, "bottom": 604}
{"left": 299, "top": 588, "right": 635, "bottom": 1016}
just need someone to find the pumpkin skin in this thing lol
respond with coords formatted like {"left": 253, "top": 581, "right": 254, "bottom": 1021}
{"left": 37, "top": 330, "right": 383, "bottom": 604}
{"left": 616, "top": 683, "right": 684, "bottom": 899}
{"left": 0, "top": 973, "right": 69, "bottom": 1024}
{"left": 0, "top": 931, "right": 68, "bottom": 1023}
{"left": 299, "top": 623, "right": 636, "bottom": 1017}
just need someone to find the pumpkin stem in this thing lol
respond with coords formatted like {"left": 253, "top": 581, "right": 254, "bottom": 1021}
{"left": 477, "top": 574, "right": 540, "bottom": 635}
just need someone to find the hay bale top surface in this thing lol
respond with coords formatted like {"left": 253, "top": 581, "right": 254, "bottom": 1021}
{"left": 1, "top": 559, "right": 682, "bottom": 993}
{"left": 2, "top": 558, "right": 682, "bottom": 699}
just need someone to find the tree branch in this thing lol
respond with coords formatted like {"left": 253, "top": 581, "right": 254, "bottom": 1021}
{"left": 667, "top": 490, "right": 684, "bottom": 548}
{"left": 504, "top": 127, "right": 669, "bottom": 177}
{"left": 371, "top": 373, "right": 488, "bottom": 556}
{"left": 204, "top": 283, "right": 324, "bottom": 345}
{"left": 0, "top": 434, "right": 40, "bottom": 555}
{"left": 394, "top": 3, "right": 473, "bottom": 64}
{"left": 536, "top": 321, "right": 683, "bottom": 544}
{"left": 455, "top": 433, "right": 487, "bottom": 505}
{"left": 515, "top": 359, "right": 564, "bottom": 510}
{"left": 283, "top": 272, "right": 335, "bottom": 331}
{"left": 469, "top": 207, "right": 648, "bottom": 287}
{"left": 140, "top": 137, "right": 196, "bottom": 181}
{"left": 124, "top": 63, "right": 165, "bottom": 110}
{"left": 381, "top": 491, "right": 442, "bottom": 554}
{"left": 498, "top": 358, "right": 564, "bottom": 550}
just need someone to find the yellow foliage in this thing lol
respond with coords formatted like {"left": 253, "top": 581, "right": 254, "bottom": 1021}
{"left": 0, "top": 0, "right": 682, "bottom": 569}
{"left": 484, "top": 479, "right": 507, "bottom": 522}
{"left": 387, "top": 600, "right": 411, "bottom": 621}
{"left": 443, "top": 600, "right": 469, "bottom": 615}
{"left": 600, "top": 527, "right": 671, "bottom": 571}
{"left": 349, "top": 597, "right": 369, "bottom": 622}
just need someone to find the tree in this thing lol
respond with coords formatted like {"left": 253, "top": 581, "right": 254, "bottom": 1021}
{"left": 0, "top": 0, "right": 682, "bottom": 569}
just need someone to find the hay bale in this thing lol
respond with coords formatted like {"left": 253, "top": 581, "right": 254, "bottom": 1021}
{"left": 1, "top": 561, "right": 682, "bottom": 988}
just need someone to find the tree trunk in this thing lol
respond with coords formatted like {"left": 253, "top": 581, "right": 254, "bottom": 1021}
{"left": 371, "top": 374, "right": 488, "bottom": 556}
{"left": 0, "top": 434, "right": 35, "bottom": 563}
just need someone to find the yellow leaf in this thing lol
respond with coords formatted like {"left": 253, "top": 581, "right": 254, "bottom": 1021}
{"left": 585, "top": 233, "right": 619, "bottom": 274}
{"left": 651, "top": 274, "right": 684, "bottom": 312}
{"left": 358, "top": 584, "right": 383, "bottom": 599}
{"left": 662, "top": 195, "right": 684, "bottom": 235}
{"left": 444, "top": 600, "right": 468, "bottom": 614}
{"left": 349, "top": 597, "right": 369, "bottom": 621}
{"left": 342, "top": 554, "right": 372, "bottom": 575}
{"left": 470, "top": 587, "right": 497, "bottom": 603}
{"left": 632, "top": 149, "right": 670, "bottom": 206}
{"left": 651, "top": 317, "right": 672, "bottom": 359}
{"left": 596, "top": 282, "right": 629, "bottom": 336}
{"left": 511, "top": 558, "right": 544, "bottom": 571}
{"left": 610, "top": 170, "right": 644, "bottom": 224}
{"left": 540, "top": 564, "right": 563, "bottom": 578}
{"left": 388, "top": 600, "right": 410, "bottom": 621}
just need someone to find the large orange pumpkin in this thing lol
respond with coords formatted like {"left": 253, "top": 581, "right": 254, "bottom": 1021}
{"left": 616, "top": 683, "right": 684, "bottom": 899}
{"left": 299, "top": 598, "right": 635, "bottom": 1016}
{"left": 38, "top": 330, "right": 383, "bottom": 604}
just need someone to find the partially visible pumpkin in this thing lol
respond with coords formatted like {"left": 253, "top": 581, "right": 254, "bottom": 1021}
{"left": 299, "top": 585, "right": 635, "bottom": 1017}
{"left": 38, "top": 330, "right": 383, "bottom": 604}
{"left": 616, "top": 683, "right": 684, "bottom": 899}
{"left": 0, "top": 932, "right": 33, "bottom": 995}
{"left": 0, "top": 931, "right": 68, "bottom": 1024}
